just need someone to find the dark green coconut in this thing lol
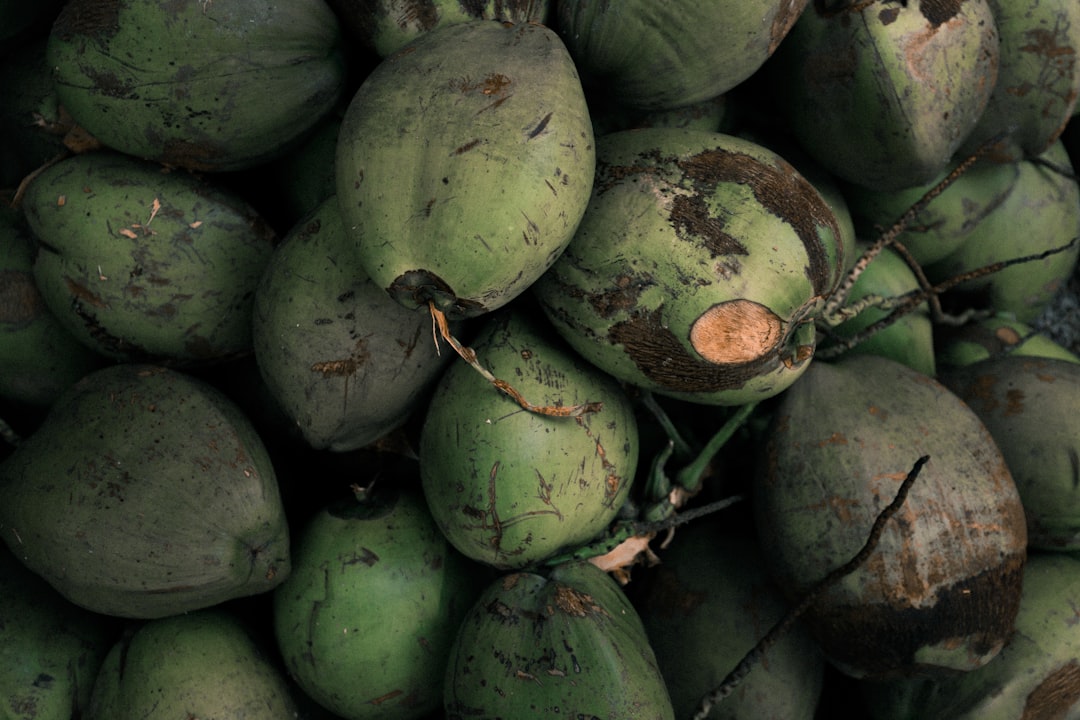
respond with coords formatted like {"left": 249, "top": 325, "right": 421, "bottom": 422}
{"left": 274, "top": 487, "right": 483, "bottom": 720}
{"left": 21, "top": 151, "right": 277, "bottom": 364}
{"left": 0, "top": 545, "right": 117, "bottom": 720}
{"left": 253, "top": 196, "right": 456, "bottom": 451}
{"left": 755, "top": 354, "right": 1027, "bottom": 679}
{"left": 0, "top": 363, "right": 290, "bottom": 618}
{"left": 47, "top": 0, "right": 346, "bottom": 172}
{"left": 444, "top": 560, "right": 675, "bottom": 719}
{"left": 86, "top": 609, "right": 298, "bottom": 720}
{"left": 0, "top": 205, "right": 102, "bottom": 407}
{"left": 557, "top": 0, "right": 809, "bottom": 111}
{"left": 771, "top": 0, "right": 999, "bottom": 191}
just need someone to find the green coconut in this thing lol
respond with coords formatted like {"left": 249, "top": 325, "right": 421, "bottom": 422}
{"left": 925, "top": 140, "right": 1080, "bottom": 323}
{"left": 533, "top": 128, "right": 846, "bottom": 406}
{"left": 0, "top": 363, "right": 290, "bottom": 618}
{"left": 0, "top": 545, "right": 116, "bottom": 720}
{"left": 253, "top": 196, "right": 456, "bottom": 451}
{"left": 274, "top": 487, "right": 483, "bottom": 720}
{"left": 335, "top": 19, "right": 595, "bottom": 319}
{"left": 0, "top": 205, "right": 101, "bottom": 407}
{"left": 771, "top": 0, "right": 1000, "bottom": 191}
{"left": 959, "top": 0, "right": 1080, "bottom": 160}
{"left": 755, "top": 354, "right": 1027, "bottom": 679}
{"left": 47, "top": 0, "right": 346, "bottom": 171}
{"left": 419, "top": 303, "right": 638, "bottom": 569}
{"left": 21, "top": 150, "right": 277, "bottom": 364}
{"left": 861, "top": 552, "right": 1080, "bottom": 719}
{"left": 444, "top": 560, "right": 675, "bottom": 719}
{"left": 86, "top": 609, "right": 298, "bottom": 720}
{"left": 557, "top": 0, "right": 810, "bottom": 111}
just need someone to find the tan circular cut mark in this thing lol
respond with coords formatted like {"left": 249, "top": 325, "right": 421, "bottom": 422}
{"left": 690, "top": 300, "right": 784, "bottom": 364}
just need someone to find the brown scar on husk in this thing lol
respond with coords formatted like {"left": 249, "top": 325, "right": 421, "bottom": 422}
{"left": 689, "top": 300, "right": 784, "bottom": 364}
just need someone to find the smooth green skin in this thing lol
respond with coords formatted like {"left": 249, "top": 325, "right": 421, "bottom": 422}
{"left": 274, "top": 490, "right": 482, "bottom": 720}
{"left": 47, "top": 0, "right": 345, "bottom": 172}
{"left": 419, "top": 306, "right": 638, "bottom": 569}
{"left": 926, "top": 140, "right": 1080, "bottom": 323}
{"left": 444, "top": 560, "right": 675, "bottom": 719}
{"left": 773, "top": 0, "right": 999, "bottom": 191}
{"left": 960, "top": 0, "right": 1080, "bottom": 160}
{"left": 0, "top": 364, "right": 290, "bottom": 618}
{"left": 842, "top": 157, "right": 1021, "bottom": 267}
{"left": 22, "top": 151, "right": 277, "bottom": 363}
{"left": 861, "top": 552, "right": 1080, "bottom": 720}
{"left": 557, "top": 0, "right": 809, "bottom": 110}
{"left": 940, "top": 356, "right": 1080, "bottom": 550}
{"left": 828, "top": 243, "right": 936, "bottom": 377}
{"left": 639, "top": 528, "right": 823, "bottom": 720}
{"left": 335, "top": 20, "right": 595, "bottom": 318}
{"left": 338, "top": 0, "right": 551, "bottom": 56}
{"left": 755, "top": 354, "right": 1027, "bottom": 679}
{"left": 0, "top": 546, "right": 116, "bottom": 720}
{"left": 86, "top": 609, "right": 298, "bottom": 720}
{"left": 253, "top": 196, "right": 455, "bottom": 452}
{"left": 936, "top": 314, "right": 1080, "bottom": 368}
{"left": 533, "top": 128, "right": 845, "bottom": 406}
{"left": 0, "top": 206, "right": 101, "bottom": 407}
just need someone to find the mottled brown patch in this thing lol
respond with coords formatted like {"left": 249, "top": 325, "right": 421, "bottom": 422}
{"left": 1021, "top": 660, "right": 1080, "bottom": 720}
{"left": 805, "top": 552, "right": 1025, "bottom": 679}
{"left": 879, "top": 5, "right": 901, "bottom": 25}
{"left": 51, "top": 0, "right": 123, "bottom": 41}
{"left": 676, "top": 147, "right": 841, "bottom": 296}
{"left": 669, "top": 194, "right": 747, "bottom": 257}
{"left": 551, "top": 584, "right": 607, "bottom": 618}
{"left": 919, "top": 0, "right": 963, "bottom": 29}
{"left": 581, "top": 273, "right": 656, "bottom": 319}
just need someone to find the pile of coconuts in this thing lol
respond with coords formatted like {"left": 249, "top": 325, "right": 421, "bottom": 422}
{"left": 2, "top": 1, "right": 1080, "bottom": 718}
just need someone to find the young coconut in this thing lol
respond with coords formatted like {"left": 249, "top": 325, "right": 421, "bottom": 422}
{"left": 443, "top": 560, "right": 675, "bottom": 719}
{"left": 754, "top": 354, "right": 1028, "bottom": 679}
{"left": 419, "top": 303, "right": 638, "bottom": 570}
{"left": 335, "top": 19, "right": 593, "bottom": 322}
{"left": 0, "top": 364, "right": 290, "bottom": 618}
{"left": 532, "top": 128, "right": 847, "bottom": 407}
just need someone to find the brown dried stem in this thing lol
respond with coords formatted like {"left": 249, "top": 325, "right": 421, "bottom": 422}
{"left": 691, "top": 455, "right": 929, "bottom": 720}
{"left": 428, "top": 301, "right": 603, "bottom": 418}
